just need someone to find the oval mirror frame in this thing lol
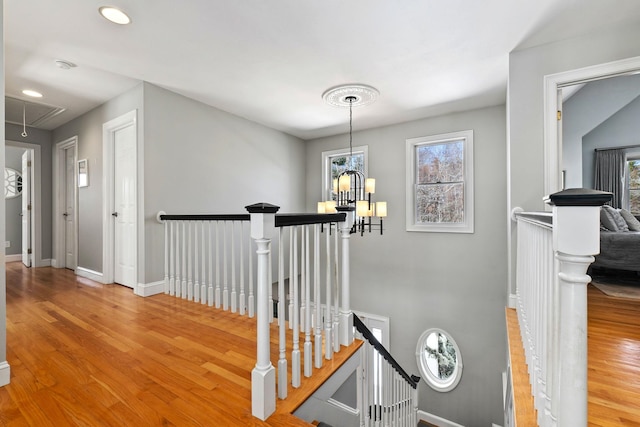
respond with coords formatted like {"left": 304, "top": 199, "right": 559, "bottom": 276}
{"left": 415, "top": 328, "right": 463, "bottom": 392}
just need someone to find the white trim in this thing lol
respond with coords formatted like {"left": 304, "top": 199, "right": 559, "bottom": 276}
{"left": 102, "top": 110, "right": 138, "bottom": 286}
{"left": 321, "top": 145, "right": 369, "bottom": 201}
{"left": 326, "top": 397, "right": 359, "bottom": 416}
{"left": 0, "top": 361, "right": 10, "bottom": 387}
{"left": 417, "top": 409, "right": 465, "bottom": 427}
{"left": 543, "top": 55, "right": 640, "bottom": 198}
{"left": 406, "top": 130, "right": 474, "bottom": 233}
{"left": 52, "top": 136, "right": 78, "bottom": 270}
{"left": 135, "top": 280, "right": 164, "bottom": 297}
{"left": 5, "top": 254, "right": 22, "bottom": 262}
{"left": 39, "top": 258, "right": 52, "bottom": 267}
{"left": 6, "top": 141, "right": 42, "bottom": 267}
{"left": 76, "top": 266, "right": 106, "bottom": 284}
{"left": 508, "top": 293, "right": 517, "bottom": 308}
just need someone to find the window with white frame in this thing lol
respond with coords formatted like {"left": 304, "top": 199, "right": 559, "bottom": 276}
{"left": 406, "top": 130, "right": 474, "bottom": 233}
{"left": 321, "top": 146, "right": 368, "bottom": 201}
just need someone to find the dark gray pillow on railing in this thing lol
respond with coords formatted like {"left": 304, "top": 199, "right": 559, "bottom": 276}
{"left": 619, "top": 208, "right": 640, "bottom": 231}
{"left": 601, "top": 205, "right": 629, "bottom": 232}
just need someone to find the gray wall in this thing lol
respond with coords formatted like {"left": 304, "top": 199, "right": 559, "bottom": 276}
{"left": 582, "top": 95, "right": 640, "bottom": 186}
{"left": 52, "top": 84, "right": 144, "bottom": 273}
{"left": 562, "top": 74, "right": 640, "bottom": 188}
{"left": 507, "top": 22, "right": 640, "bottom": 293}
{"left": 4, "top": 146, "right": 25, "bottom": 255}
{"left": 305, "top": 105, "right": 508, "bottom": 426}
{"left": 142, "top": 83, "right": 307, "bottom": 283}
{"left": 5, "top": 124, "right": 54, "bottom": 260}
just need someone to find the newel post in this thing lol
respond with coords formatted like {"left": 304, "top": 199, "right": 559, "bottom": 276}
{"left": 246, "top": 202, "right": 280, "bottom": 421}
{"left": 544, "top": 189, "right": 611, "bottom": 427}
{"left": 336, "top": 206, "right": 355, "bottom": 346}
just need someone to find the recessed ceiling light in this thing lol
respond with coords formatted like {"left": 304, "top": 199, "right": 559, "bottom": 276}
{"left": 99, "top": 6, "right": 131, "bottom": 25}
{"left": 22, "top": 89, "right": 43, "bottom": 98}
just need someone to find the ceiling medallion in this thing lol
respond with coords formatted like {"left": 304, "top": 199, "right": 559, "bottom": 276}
{"left": 322, "top": 84, "right": 379, "bottom": 108}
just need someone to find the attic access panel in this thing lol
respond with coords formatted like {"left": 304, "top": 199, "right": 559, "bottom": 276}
{"left": 5, "top": 96, "right": 66, "bottom": 129}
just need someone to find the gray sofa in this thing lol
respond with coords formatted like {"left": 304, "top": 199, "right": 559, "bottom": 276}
{"left": 592, "top": 206, "right": 640, "bottom": 272}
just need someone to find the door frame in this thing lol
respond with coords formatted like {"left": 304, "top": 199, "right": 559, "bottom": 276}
{"left": 52, "top": 136, "right": 78, "bottom": 270}
{"left": 102, "top": 110, "right": 139, "bottom": 287}
{"left": 6, "top": 141, "right": 40, "bottom": 266}
{"left": 543, "top": 55, "right": 640, "bottom": 197}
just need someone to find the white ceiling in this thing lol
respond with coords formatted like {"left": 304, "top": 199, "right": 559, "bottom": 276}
{"left": 5, "top": 0, "right": 640, "bottom": 140}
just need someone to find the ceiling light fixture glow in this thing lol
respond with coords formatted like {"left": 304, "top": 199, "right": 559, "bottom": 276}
{"left": 22, "top": 89, "right": 43, "bottom": 98}
{"left": 99, "top": 6, "right": 131, "bottom": 25}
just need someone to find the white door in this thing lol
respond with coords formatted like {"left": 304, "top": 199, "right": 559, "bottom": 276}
{"left": 64, "top": 147, "right": 77, "bottom": 269}
{"left": 21, "top": 151, "right": 31, "bottom": 267}
{"left": 113, "top": 124, "right": 137, "bottom": 288}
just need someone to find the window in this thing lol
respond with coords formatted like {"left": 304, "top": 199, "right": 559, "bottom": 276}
{"left": 322, "top": 146, "right": 368, "bottom": 201}
{"left": 627, "top": 158, "right": 640, "bottom": 215}
{"left": 406, "top": 130, "right": 473, "bottom": 233}
{"left": 415, "top": 328, "right": 463, "bottom": 392}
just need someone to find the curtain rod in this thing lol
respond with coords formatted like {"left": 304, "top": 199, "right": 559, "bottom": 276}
{"left": 594, "top": 144, "right": 640, "bottom": 152}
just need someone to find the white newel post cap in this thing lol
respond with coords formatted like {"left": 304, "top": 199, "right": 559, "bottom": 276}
{"left": 544, "top": 188, "right": 612, "bottom": 255}
{"left": 246, "top": 202, "right": 280, "bottom": 239}
{"left": 335, "top": 205, "right": 355, "bottom": 231}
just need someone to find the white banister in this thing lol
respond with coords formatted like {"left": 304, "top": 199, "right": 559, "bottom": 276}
{"left": 247, "top": 203, "right": 278, "bottom": 421}
{"left": 513, "top": 189, "right": 611, "bottom": 427}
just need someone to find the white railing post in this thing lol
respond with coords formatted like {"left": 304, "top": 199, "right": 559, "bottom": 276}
{"left": 545, "top": 189, "right": 611, "bottom": 427}
{"left": 247, "top": 202, "right": 279, "bottom": 421}
{"left": 336, "top": 206, "right": 355, "bottom": 346}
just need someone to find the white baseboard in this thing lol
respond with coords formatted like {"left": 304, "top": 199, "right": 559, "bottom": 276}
{"left": 76, "top": 267, "right": 106, "bottom": 284}
{"left": 0, "top": 361, "right": 10, "bottom": 387}
{"left": 5, "top": 254, "right": 21, "bottom": 262}
{"left": 417, "top": 410, "right": 465, "bottom": 427}
{"left": 508, "top": 293, "right": 517, "bottom": 308}
{"left": 36, "top": 258, "right": 52, "bottom": 267}
{"left": 51, "top": 258, "right": 60, "bottom": 268}
{"left": 136, "top": 280, "right": 164, "bottom": 297}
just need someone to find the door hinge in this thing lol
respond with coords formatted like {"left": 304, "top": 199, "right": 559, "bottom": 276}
{"left": 27, "top": 249, "right": 32, "bottom": 254}
{"left": 27, "top": 204, "right": 32, "bottom": 211}
{"left": 27, "top": 160, "right": 32, "bottom": 167}
{"left": 557, "top": 110, "right": 562, "bottom": 120}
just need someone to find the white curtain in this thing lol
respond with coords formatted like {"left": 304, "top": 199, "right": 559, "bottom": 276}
{"left": 594, "top": 149, "right": 625, "bottom": 208}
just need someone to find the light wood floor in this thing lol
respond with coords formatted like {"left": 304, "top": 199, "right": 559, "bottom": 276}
{"left": 0, "top": 263, "right": 361, "bottom": 426}
{"left": 507, "top": 284, "right": 640, "bottom": 427}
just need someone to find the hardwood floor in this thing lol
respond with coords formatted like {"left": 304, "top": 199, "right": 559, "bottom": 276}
{"left": 0, "top": 263, "right": 361, "bottom": 426}
{"left": 507, "top": 284, "right": 640, "bottom": 427}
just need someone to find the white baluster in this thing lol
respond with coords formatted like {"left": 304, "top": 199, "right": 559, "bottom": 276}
{"left": 231, "top": 221, "right": 237, "bottom": 313}
{"left": 288, "top": 229, "right": 294, "bottom": 330}
{"left": 187, "top": 221, "right": 193, "bottom": 300}
{"left": 325, "top": 223, "right": 332, "bottom": 360}
{"left": 164, "top": 220, "right": 169, "bottom": 293}
{"left": 304, "top": 225, "right": 312, "bottom": 377}
{"left": 208, "top": 221, "right": 214, "bottom": 306}
{"left": 194, "top": 221, "right": 200, "bottom": 303}
{"left": 169, "top": 221, "right": 175, "bottom": 296}
{"left": 300, "top": 227, "right": 306, "bottom": 334}
{"left": 314, "top": 224, "right": 322, "bottom": 369}
{"left": 201, "top": 220, "right": 207, "bottom": 305}
{"left": 223, "top": 221, "right": 229, "bottom": 310}
{"left": 181, "top": 221, "right": 187, "bottom": 299}
{"left": 333, "top": 224, "right": 340, "bottom": 353}
{"left": 215, "top": 221, "right": 221, "bottom": 308}
{"left": 291, "top": 226, "right": 300, "bottom": 388}
{"left": 249, "top": 235, "right": 255, "bottom": 318}
{"left": 239, "top": 221, "right": 246, "bottom": 315}
{"left": 277, "top": 228, "right": 287, "bottom": 399}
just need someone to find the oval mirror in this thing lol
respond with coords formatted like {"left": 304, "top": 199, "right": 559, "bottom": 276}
{"left": 4, "top": 168, "right": 23, "bottom": 199}
{"left": 416, "top": 328, "right": 463, "bottom": 392}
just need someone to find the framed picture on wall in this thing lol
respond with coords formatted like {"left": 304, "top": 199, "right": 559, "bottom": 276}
{"left": 78, "top": 159, "right": 89, "bottom": 187}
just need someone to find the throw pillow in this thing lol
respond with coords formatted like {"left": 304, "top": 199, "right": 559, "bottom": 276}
{"left": 601, "top": 205, "right": 629, "bottom": 232}
{"left": 619, "top": 208, "right": 640, "bottom": 231}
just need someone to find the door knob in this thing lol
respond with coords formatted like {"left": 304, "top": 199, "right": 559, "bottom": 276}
{"left": 63, "top": 212, "right": 69, "bottom": 217}
{"left": 112, "top": 212, "right": 118, "bottom": 217}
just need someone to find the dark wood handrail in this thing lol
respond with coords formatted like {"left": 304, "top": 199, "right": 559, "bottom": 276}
{"left": 353, "top": 314, "right": 420, "bottom": 389}
{"left": 159, "top": 212, "right": 346, "bottom": 227}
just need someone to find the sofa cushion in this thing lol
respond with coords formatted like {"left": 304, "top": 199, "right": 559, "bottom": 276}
{"left": 619, "top": 208, "right": 640, "bottom": 231}
{"left": 601, "top": 205, "right": 629, "bottom": 232}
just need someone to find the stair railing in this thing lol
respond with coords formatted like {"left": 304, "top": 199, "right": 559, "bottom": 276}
{"left": 353, "top": 314, "right": 420, "bottom": 427}
{"left": 160, "top": 203, "right": 352, "bottom": 421}
{"left": 511, "top": 189, "right": 611, "bottom": 427}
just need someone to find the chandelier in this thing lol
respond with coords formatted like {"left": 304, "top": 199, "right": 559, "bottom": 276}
{"left": 318, "top": 84, "right": 387, "bottom": 235}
